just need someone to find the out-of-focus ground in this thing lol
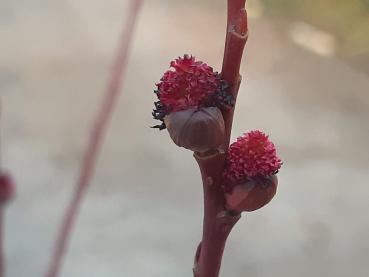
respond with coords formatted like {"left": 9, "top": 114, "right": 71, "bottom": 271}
{"left": 1, "top": 0, "right": 369, "bottom": 276}
{"left": 261, "top": 0, "right": 369, "bottom": 73}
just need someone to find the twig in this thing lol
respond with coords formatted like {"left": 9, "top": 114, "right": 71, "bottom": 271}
{"left": 194, "top": 1, "right": 248, "bottom": 277}
{"left": 45, "top": 1, "right": 143, "bottom": 276}
{"left": 0, "top": 210, "right": 4, "bottom": 277}
{"left": 194, "top": 152, "right": 241, "bottom": 277}
{"left": 221, "top": 0, "right": 248, "bottom": 148}
{"left": 0, "top": 101, "right": 5, "bottom": 277}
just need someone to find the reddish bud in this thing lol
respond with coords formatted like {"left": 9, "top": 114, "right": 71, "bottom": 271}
{"left": 0, "top": 173, "right": 15, "bottom": 205}
{"left": 152, "top": 55, "right": 232, "bottom": 130}
{"left": 224, "top": 130, "right": 282, "bottom": 183}
{"left": 164, "top": 107, "right": 225, "bottom": 152}
{"left": 156, "top": 55, "right": 220, "bottom": 112}
{"left": 225, "top": 175, "right": 278, "bottom": 212}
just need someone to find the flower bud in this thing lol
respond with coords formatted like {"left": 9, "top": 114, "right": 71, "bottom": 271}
{"left": 223, "top": 130, "right": 282, "bottom": 212}
{"left": 225, "top": 175, "right": 278, "bottom": 212}
{"left": 164, "top": 107, "right": 225, "bottom": 152}
{"left": 151, "top": 55, "right": 233, "bottom": 130}
{"left": 224, "top": 130, "right": 282, "bottom": 182}
{"left": 0, "top": 172, "right": 15, "bottom": 205}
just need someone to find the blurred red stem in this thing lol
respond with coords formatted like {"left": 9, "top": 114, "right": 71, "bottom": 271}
{"left": 0, "top": 210, "right": 4, "bottom": 277}
{"left": 45, "top": 1, "right": 143, "bottom": 276}
{"left": 194, "top": 1, "right": 248, "bottom": 277}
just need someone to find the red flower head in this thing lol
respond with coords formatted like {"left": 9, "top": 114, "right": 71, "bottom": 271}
{"left": 224, "top": 130, "right": 282, "bottom": 184}
{"left": 156, "top": 55, "right": 220, "bottom": 112}
{"left": 152, "top": 55, "right": 232, "bottom": 130}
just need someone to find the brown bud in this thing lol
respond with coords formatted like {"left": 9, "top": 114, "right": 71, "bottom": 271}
{"left": 164, "top": 107, "right": 225, "bottom": 152}
{"left": 225, "top": 175, "right": 278, "bottom": 212}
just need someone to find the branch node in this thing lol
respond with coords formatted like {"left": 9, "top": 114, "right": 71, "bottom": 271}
{"left": 206, "top": 177, "right": 214, "bottom": 186}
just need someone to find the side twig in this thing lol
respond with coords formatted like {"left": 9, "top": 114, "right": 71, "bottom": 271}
{"left": 45, "top": 1, "right": 143, "bottom": 276}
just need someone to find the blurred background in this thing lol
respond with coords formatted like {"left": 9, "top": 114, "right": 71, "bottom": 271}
{"left": 1, "top": 0, "right": 369, "bottom": 276}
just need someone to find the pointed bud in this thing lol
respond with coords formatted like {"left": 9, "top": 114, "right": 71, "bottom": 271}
{"left": 164, "top": 107, "right": 225, "bottom": 152}
{"left": 225, "top": 175, "right": 278, "bottom": 212}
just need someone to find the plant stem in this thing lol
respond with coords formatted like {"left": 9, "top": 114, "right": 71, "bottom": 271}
{"left": 0, "top": 102, "right": 5, "bottom": 277}
{"left": 193, "top": 1, "right": 248, "bottom": 277}
{"left": 194, "top": 153, "right": 240, "bottom": 277}
{"left": 45, "top": 1, "right": 143, "bottom": 276}
{"left": 0, "top": 209, "right": 4, "bottom": 277}
{"left": 221, "top": 0, "right": 248, "bottom": 148}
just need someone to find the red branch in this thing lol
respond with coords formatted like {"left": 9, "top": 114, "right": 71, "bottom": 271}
{"left": 194, "top": 1, "right": 248, "bottom": 277}
{"left": 194, "top": 153, "right": 241, "bottom": 277}
{"left": 45, "top": 1, "right": 143, "bottom": 276}
{"left": 221, "top": 0, "right": 248, "bottom": 148}
{"left": 0, "top": 102, "right": 3, "bottom": 277}
{"left": 0, "top": 210, "right": 4, "bottom": 277}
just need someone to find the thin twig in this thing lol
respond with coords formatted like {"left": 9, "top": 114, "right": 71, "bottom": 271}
{"left": 45, "top": 1, "right": 143, "bottom": 276}
{"left": 0, "top": 210, "right": 4, "bottom": 277}
{"left": 0, "top": 100, "right": 4, "bottom": 277}
{"left": 221, "top": 0, "right": 248, "bottom": 148}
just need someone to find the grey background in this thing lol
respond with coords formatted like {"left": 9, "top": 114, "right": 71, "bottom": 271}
{"left": 1, "top": 0, "right": 369, "bottom": 276}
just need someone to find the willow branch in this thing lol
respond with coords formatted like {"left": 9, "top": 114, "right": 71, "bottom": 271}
{"left": 221, "top": 0, "right": 249, "bottom": 148}
{"left": 193, "top": 1, "right": 248, "bottom": 277}
{"left": 194, "top": 153, "right": 241, "bottom": 277}
{"left": 45, "top": 1, "right": 143, "bottom": 276}
{"left": 0, "top": 210, "right": 4, "bottom": 277}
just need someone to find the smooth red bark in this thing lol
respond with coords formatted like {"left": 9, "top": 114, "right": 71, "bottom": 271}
{"left": 193, "top": 1, "right": 248, "bottom": 277}
{"left": 194, "top": 153, "right": 240, "bottom": 277}
{"left": 45, "top": 1, "right": 143, "bottom": 276}
{"left": 0, "top": 210, "right": 4, "bottom": 277}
